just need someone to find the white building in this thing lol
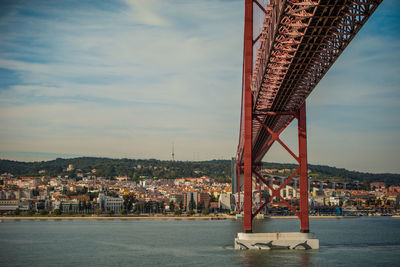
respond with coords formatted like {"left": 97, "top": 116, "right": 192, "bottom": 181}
{"left": 329, "top": 196, "right": 341, "bottom": 206}
{"left": 219, "top": 193, "right": 233, "bottom": 211}
{"left": 98, "top": 193, "right": 123, "bottom": 213}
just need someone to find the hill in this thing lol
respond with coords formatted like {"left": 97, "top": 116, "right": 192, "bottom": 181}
{"left": 0, "top": 157, "right": 399, "bottom": 185}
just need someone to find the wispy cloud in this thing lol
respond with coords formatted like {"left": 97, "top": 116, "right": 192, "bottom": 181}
{"left": 122, "top": 0, "right": 170, "bottom": 26}
{"left": 0, "top": 0, "right": 399, "bottom": 172}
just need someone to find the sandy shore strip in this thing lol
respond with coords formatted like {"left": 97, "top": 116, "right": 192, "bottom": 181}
{"left": 392, "top": 215, "right": 400, "bottom": 218}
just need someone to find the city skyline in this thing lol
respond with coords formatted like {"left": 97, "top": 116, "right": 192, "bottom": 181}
{"left": 0, "top": 0, "right": 399, "bottom": 173}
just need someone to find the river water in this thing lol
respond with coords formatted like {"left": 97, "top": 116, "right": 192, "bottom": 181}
{"left": 1, "top": 217, "right": 399, "bottom": 266}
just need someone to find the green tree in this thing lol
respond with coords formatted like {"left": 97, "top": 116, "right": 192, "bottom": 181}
{"left": 123, "top": 194, "right": 135, "bottom": 211}
{"left": 187, "top": 210, "right": 195, "bottom": 216}
{"left": 169, "top": 201, "right": 175, "bottom": 212}
{"left": 87, "top": 203, "right": 92, "bottom": 214}
{"left": 179, "top": 201, "right": 184, "bottom": 211}
{"left": 53, "top": 209, "right": 62, "bottom": 215}
{"left": 160, "top": 202, "right": 165, "bottom": 213}
{"left": 78, "top": 202, "right": 83, "bottom": 214}
{"left": 145, "top": 201, "right": 153, "bottom": 213}
{"left": 14, "top": 208, "right": 20, "bottom": 215}
{"left": 202, "top": 209, "right": 210, "bottom": 216}
{"left": 40, "top": 209, "right": 48, "bottom": 215}
{"left": 174, "top": 209, "right": 182, "bottom": 216}
{"left": 95, "top": 209, "right": 102, "bottom": 215}
{"left": 188, "top": 194, "right": 196, "bottom": 211}
{"left": 197, "top": 201, "right": 203, "bottom": 212}
{"left": 82, "top": 201, "right": 87, "bottom": 213}
{"left": 106, "top": 210, "right": 114, "bottom": 216}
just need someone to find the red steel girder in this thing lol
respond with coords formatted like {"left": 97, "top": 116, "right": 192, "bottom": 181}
{"left": 243, "top": 0, "right": 253, "bottom": 233}
{"left": 298, "top": 102, "right": 309, "bottom": 232}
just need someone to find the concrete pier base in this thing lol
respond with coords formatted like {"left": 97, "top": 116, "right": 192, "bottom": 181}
{"left": 234, "top": 232, "right": 319, "bottom": 250}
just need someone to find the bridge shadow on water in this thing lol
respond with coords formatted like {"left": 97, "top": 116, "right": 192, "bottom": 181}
{"left": 238, "top": 249, "right": 313, "bottom": 267}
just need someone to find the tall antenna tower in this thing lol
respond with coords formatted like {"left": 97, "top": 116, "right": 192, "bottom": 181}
{"left": 171, "top": 142, "right": 175, "bottom": 161}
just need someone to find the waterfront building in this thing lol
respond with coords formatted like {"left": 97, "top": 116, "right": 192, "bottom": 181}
{"left": 184, "top": 191, "right": 198, "bottom": 211}
{"left": 0, "top": 200, "right": 19, "bottom": 212}
{"left": 98, "top": 193, "right": 123, "bottom": 213}
{"left": 0, "top": 199, "right": 31, "bottom": 212}
{"left": 198, "top": 192, "right": 210, "bottom": 210}
{"left": 56, "top": 200, "right": 80, "bottom": 213}
{"left": 218, "top": 193, "right": 232, "bottom": 211}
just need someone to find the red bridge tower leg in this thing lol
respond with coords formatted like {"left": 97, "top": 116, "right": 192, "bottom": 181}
{"left": 298, "top": 103, "right": 309, "bottom": 233}
{"left": 243, "top": 0, "right": 253, "bottom": 233}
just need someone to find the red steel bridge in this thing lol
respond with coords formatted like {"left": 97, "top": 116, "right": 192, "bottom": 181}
{"left": 236, "top": 0, "right": 382, "bottom": 233}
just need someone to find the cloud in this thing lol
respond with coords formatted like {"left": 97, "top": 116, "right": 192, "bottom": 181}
{"left": 0, "top": 0, "right": 399, "bottom": 173}
{"left": 122, "top": 0, "right": 170, "bottom": 26}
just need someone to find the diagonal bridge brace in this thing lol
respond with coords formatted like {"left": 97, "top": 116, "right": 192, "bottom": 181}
{"left": 252, "top": 168, "right": 300, "bottom": 220}
{"left": 253, "top": 115, "right": 297, "bottom": 163}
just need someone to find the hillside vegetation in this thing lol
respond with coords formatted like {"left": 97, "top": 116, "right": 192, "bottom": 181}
{"left": 0, "top": 158, "right": 399, "bottom": 185}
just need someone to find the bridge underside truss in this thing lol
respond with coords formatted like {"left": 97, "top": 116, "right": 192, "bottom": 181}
{"left": 237, "top": 0, "right": 382, "bottom": 232}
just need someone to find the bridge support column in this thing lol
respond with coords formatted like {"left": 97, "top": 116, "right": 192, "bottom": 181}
{"left": 243, "top": 0, "right": 253, "bottom": 233}
{"left": 298, "top": 102, "right": 309, "bottom": 233}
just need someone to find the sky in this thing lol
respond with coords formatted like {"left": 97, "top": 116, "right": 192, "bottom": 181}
{"left": 0, "top": 0, "right": 399, "bottom": 173}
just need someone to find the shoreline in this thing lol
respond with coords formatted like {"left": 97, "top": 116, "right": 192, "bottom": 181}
{"left": 0, "top": 216, "right": 234, "bottom": 220}
{"left": 0, "top": 215, "right": 365, "bottom": 221}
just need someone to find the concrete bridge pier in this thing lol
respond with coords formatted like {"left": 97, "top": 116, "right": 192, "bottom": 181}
{"left": 235, "top": 232, "right": 319, "bottom": 250}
